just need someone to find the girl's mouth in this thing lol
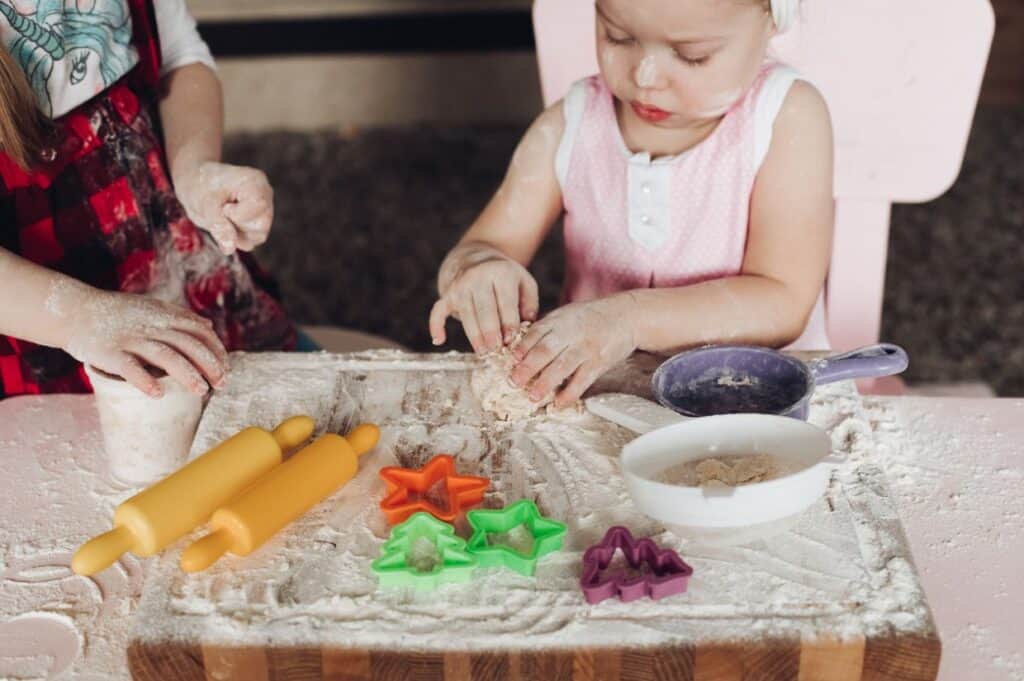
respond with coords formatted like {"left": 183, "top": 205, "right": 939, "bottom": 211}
{"left": 631, "top": 101, "right": 671, "bottom": 123}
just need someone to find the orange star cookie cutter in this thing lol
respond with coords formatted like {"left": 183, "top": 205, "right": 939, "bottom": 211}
{"left": 379, "top": 454, "right": 490, "bottom": 526}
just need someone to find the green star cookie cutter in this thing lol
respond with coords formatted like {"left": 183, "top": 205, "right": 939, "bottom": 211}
{"left": 371, "top": 512, "right": 478, "bottom": 590}
{"left": 466, "top": 499, "right": 568, "bottom": 576}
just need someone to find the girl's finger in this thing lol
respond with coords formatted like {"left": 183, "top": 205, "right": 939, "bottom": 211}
{"left": 224, "top": 202, "right": 272, "bottom": 243}
{"left": 224, "top": 197, "right": 269, "bottom": 225}
{"left": 528, "top": 347, "right": 583, "bottom": 402}
{"left": 129, "top": 340, "right": 208, "bottom": 395}
{"left": 429, "top": 298, "right": 452, "bottom": 346}
{"left": 493, "top": 281, "right": 521, "bottom": 346}
{"left": 170, "top": 313, "right": 228, "bottom": 366}
{"left": 511, "top": 319, "right": 551, "bottom": 362}
{"left": 112, "top": 354, "right": 163, "bottom": 398}
{"left": 156, "top": 329, "right": 227, "bottom": 389}
{"left": 471, "top": 288, "right": 503, "bottom": 352}
{"left": 510, "top": 329, "right": 566, "bottom": 387}
{"left": 233, "top": 171, "right": 273, "bottom": 204}
{"left": 555, "top": 360, "right": 602, "bottom": 407}
{"left": 209, "top": 220, "right": 239, "bottom": 256}
{"left": 229, "top": 228, "right": 259, "bottom": 253}
{"left": 519, "top": 276, "right": 539, "bottom": 322}
{"left": 457, "top": 295, "right": 486, "bottom": 354}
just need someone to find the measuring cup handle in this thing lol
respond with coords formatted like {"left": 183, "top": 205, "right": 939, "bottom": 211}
{"left": 808, "top": 344, "right": 909, "bottom": 385}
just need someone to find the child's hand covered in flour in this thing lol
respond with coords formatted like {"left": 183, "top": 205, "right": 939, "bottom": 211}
{"left": 509, "top": 293, "right": 638, "bottom": 407}
{"left": 430, "top": 242, "right": 540, "bottom": 354}
{"left": 53, "top": 281, "right": 229, "bottom": 398}
{"left": 175, "top": 161, "right": 274, "bottom": 256}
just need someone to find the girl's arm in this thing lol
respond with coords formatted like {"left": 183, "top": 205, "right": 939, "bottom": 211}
{"left": 160, "top": 62, "right": 222, "bottom": 201}
{"left": 159, "top": 63, "right": 274, "bottom": 255}
{"left": 0, "top": 247, "right": 228, "bottom": 396}
{"left": 512, "top": 82, "right": 835, "bottom": 405}
{"left": 430, "top": 102, "right": 567, "bottom": 352}
{"left": 630, "top": 80, "right": 834, "bottom": 351}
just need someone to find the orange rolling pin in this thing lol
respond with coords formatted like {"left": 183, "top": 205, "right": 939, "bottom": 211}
{"left": 180, "top": 423, "right": 381, "bottom": 572}
{"left": 72, "top": 416, "right": 316, "bottom": 576}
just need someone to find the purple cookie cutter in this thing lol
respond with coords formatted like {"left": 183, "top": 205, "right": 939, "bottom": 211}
{"left": 580, "top": 526, "right": 693, "bottom": 605}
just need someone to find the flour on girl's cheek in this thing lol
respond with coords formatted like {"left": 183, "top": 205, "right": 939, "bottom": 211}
{"left": 635, "top": 55, "right": 660, "bottom": 88}
{"left": 696, "top": 88, "right": 744, "bottom": 118}
{"left": 600, "top": 47, "right": 618, "bottom": 72}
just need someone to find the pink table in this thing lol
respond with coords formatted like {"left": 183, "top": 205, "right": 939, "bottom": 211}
{"left": 860, "top": 396, "right": 1024, "bottom": 681}
{"left": 0, "top": 394, "right": 1021, "bottom": 680}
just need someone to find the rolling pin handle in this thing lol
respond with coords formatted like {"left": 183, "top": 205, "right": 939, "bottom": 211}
{"left": 71, "top": 525, "right": 135, "bottom": 576}
{"left": 346, "top": 424, "right": 381, "bottom": 458}
{"left": 271, "top": 416, "right": 316, "bottom": 451}
{"left": 180, "top": 529, "right": 233, "bottom": 573}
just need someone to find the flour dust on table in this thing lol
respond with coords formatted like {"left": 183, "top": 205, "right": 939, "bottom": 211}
{"left": 0, "top": 398, "right": 146, "bottom": 681}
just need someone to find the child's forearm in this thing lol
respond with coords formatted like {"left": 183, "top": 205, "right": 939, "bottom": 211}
{"left": 158, "top": 63, "right": 224, "bottom": 188}
{"left": 0, "top": 248, "right": 90, "bottom": 349}
{"left": 439, "top": 101, "right": 568, "bottom": 294}
{"left": 626, "top": 275, "right": 816, "bottom": 353}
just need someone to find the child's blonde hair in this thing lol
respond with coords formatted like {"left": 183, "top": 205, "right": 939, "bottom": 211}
{"left": 0, "top": 48, "right": 46, "bottom": 170}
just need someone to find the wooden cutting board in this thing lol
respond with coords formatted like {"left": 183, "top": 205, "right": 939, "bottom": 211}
{"left": 127, "top": 352, "right": 940, "bottom": 681}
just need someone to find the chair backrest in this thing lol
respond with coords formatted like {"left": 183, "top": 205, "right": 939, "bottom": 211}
{"left": 533, "top": 0, "right": 994, "bottom": 351}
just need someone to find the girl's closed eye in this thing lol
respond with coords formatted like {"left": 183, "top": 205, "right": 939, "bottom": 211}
{"left": 674, "top": 48, "right": 714, "bottom": 67}
{"left": 605, "top": 29, "right": 635, "bottom": 46}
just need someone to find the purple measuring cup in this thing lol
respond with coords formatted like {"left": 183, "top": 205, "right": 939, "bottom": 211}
{"left": 651, "top": 344, "right": 908, "bottom": 421}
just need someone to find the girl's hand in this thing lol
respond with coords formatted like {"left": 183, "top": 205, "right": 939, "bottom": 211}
{"left": 509, "top": 294, "right": 638, "bottom": 407}
{"left": 58, "top": 285, "right": 229, "bottom": 398}
{"left": 430, "top": 245, "right": 539, "bottom": 353}
{"left": 176, "top": 161, "right": 274, "bottom": 256}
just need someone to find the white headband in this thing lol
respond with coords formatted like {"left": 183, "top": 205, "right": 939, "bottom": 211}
{"left": 771, "top": 0, "right": 799, "bottom": 32}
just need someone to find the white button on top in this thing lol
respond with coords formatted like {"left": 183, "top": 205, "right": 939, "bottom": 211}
{"left": 627, "top": 159, "right": 672, "bottom": 251}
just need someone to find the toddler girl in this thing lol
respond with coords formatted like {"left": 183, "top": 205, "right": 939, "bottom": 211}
{"left": 432, "top": 0, "right": 833, "bottom": 408}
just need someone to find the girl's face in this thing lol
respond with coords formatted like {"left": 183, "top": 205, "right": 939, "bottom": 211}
{"left": 596, "top": 0, "right": 775, "bottom": 129}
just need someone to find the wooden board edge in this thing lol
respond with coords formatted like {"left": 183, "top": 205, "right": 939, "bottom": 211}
{"left": 862, "top": 632, "right": 942, "bottom": 681}
{"left": 127, "top": 640, "right": 206, "bottom": 681}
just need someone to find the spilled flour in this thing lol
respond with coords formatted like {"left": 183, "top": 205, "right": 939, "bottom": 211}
{"left": 406, "top": 537, "right": 443, "bottom": 573}
{"left": 487, "top": 524, "right": 536, "bottom": 555}
{"left": 0, "top": 396, "right": 146, "bottom": 681}
{"left": 126, "top": 351, "right": 938, "bottom": 654}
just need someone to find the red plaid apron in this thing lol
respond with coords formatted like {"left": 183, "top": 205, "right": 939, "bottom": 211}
{"left": 0, "top": 0, "right": 296, "bottom": 399}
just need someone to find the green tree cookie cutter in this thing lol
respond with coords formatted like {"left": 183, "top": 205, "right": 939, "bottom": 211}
{"left": 466, "top": 499, "right": 568, "bottom": 576}
{"left": 371, "top": 512, "right": 478, "bottom": 590}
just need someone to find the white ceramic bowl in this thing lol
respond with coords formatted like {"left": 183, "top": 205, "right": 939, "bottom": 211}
{"left": 620, "top": 414, "right": 834, "bottom": 536}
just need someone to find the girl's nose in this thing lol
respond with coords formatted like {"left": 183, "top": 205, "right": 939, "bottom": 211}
{"left": 634, "top": 54, "right": 668, "bottom": 90}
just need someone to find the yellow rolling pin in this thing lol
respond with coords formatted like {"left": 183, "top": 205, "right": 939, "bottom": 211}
{"left": 180, "top": 423, "right": 380, "bottom": 572}
{"left": 72, "top": 416, "right": 316, "bottom": 576}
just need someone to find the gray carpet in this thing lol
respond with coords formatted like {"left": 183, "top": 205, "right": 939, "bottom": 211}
{"left": 224, "top": 105, "right": 1023, "bottom": 396}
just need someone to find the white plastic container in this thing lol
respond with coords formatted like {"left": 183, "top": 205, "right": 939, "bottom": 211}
{"left": 620, "top": 413, "right": 835, "bottom": 545}
{"left": 86, "top": 365, "right": 206, "bottom": 486}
